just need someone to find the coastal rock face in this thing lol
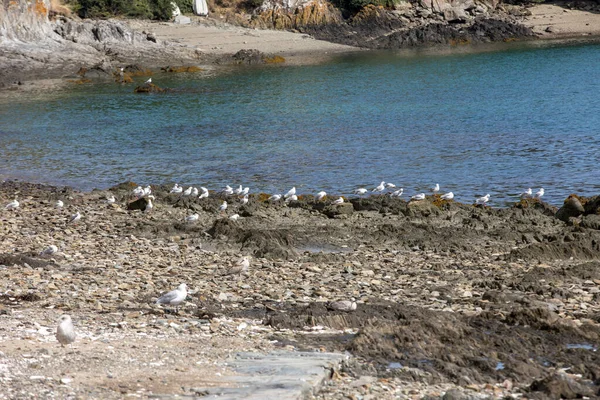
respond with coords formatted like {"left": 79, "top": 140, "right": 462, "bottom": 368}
{"left": 251, "top": 0, "right": 342, "bottom": 29}
{"left": 0, "top": 0, "right": 54, "bottom": 41}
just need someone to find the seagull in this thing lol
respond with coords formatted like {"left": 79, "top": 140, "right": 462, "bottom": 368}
{"left": 223, "top": 185, "right": 234, "bottom": 196}
{"left": 68, "top": 211, "right": 81, "bottom": 224}
{"left": 240, "top": 195, "right": 249, "bottom": 205}
{"left": 234, "top": 185, "right": 243, "bottom": 195}
{"left": 535, "top": 188, "right": 544, "bottom": 199}
{"left": 269, "top": 194, "right": 282, "bottom": 202}
{"left": 145, "top": 199, "right": 153, "bottom": 213}
{"left": 182, "top": 187, "right": 192, "bottom": 196}
{"left": 105, "top": 195, "right": 115, "bottom": 204}
{"left": 56, "top": 315, "right": 76, "bottom": 347}
{"left": 240, "top": 187, "right": 249, "bottom": 196}
{"left": 373, "top": 181, "right": 385, "bottom": 193}
{"left": 432, "top": 184, "right": 440, "bottom": 193}
{"left": 285, "top": 195, "right": 298, "bottom": 203}
{"left": 332, "top": 197, "right": 344, "bottom": 205}
{"left": 284, "top": 187, "right": 296, "bottom": 198}
{"left": 55, "top": 200, "right": 64, "bottom": 208}
{"left": 327, "top": 300, "right": 357, "bottom": 312}
{"left": 156, "top": 283, "right": 187, "bottom": 312}
{"left": 520, "top": 188, "right": 533, "bottom": 198}
{"left": 386, "top": 183, "right": 396, "bottom": 189}
{"left": 199, "top": 191, "right": 209, "bottom": 199}
{"left": 229, "top": 214, "right": 240, "bottom": 221}
{"left": 390, "top": 188, "right": 403, "bottom": 197}
{"left": 316, "top": 191, "right": 327, "bottom": 201}
{"left": 476, "top": 194, "right": 490, "bottom": 205}
{"left": 440, "top": 192, "right": 454, "bottom": 200}
{"left": 219, "top": 201, "right": 228, "bottom": 213}
{"left": 411, "top": 193, "right": 426, "bottom": 201}
{"left": 143, "top": 186, "right": 152, "bottom": 197}
{"left": 5, "top": 199, "right": 19, "bottom": 210}
{"left": 41, "top": 245, "right": 58, "bottom": 256}
{"left": 145, "top": 77, "right": 152, "bottom": 85}
{"left": 170, "top": 184, "right": 182, "bottom": 194}
{"left": 132, "top": 186, "right": 144, "bottom": 198}
{"left": 191, "top": 187, "right": 199, "bottom": 196}
{"left": 185, "top": 213, "right": 199, "bottom": 223}
{"left": 223, "top": 256, "right": 250, "bottom": 276}
{"left": 200, "top": 187, "right": 208, "bottom": 193}
{"left": 355, "top": 188, "right": 368, "bottom": 196}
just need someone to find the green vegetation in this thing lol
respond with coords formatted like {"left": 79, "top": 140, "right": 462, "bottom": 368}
{"left": 64, "top": 0, "right": 193, "bottom": 20}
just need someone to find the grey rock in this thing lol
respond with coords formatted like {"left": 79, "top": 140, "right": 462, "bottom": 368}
{"left": 443, "top": 7, "right": 468, "bottom": 22}
{"left": 174, "top": 15, "right": 191, "bottom": 24}
{"left": 556, "top": 196, "right": 585, "bottom": 222}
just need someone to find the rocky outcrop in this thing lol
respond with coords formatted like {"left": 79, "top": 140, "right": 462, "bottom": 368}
{"left": 250, "top": 1, "right": 342, "bottom": 29}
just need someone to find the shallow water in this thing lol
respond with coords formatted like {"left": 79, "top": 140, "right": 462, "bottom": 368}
{"left": 1, "top": 40, "right": 599, "bottom": 205}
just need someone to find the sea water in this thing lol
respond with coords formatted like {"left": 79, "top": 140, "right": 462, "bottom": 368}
{"left": 1, "top": 40, "right": 599, "bottom": 205}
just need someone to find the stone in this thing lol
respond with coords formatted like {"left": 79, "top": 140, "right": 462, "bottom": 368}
{"left": 556, "top": 195, "right": 585, "bottom": 222}
{"left": 174, "top": 15, "right": 191, "bottom": 25}
{"left": 443, "top": 7, "right": 468, "bottom": 22}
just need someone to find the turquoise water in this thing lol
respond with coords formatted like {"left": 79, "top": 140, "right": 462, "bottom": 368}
{"left": 1, "top": 41, "right": 599, "bottom": 205}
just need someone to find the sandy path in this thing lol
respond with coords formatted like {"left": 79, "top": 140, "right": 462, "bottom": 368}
{"left": 523, "top": 3, "right": 600, "bottom": 38}
{"left": 129, "top": 17, "right": 362, "bottom": 63}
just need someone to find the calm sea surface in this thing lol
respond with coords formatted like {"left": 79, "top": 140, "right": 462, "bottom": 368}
{"left": 1, "top": 40, "right": 599, "bottom": 205}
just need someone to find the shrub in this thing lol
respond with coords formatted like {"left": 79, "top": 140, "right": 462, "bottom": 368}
{"left": 174, "top": 0, "right": 194, "bottom": 13}
{"left": 74, "top": 0, "right": 174, "bottom": 20}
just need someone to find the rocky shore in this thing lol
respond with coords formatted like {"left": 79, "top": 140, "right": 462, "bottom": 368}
{"left": 1, "top": 179, "right": 599, "bottom": 398}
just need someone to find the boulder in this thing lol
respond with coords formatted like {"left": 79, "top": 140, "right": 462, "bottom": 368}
{"left": 556, "top": 195, "right": 585, "bottom": 222}
{"left": 127, "top": 197, "right": 149, "bottom": 211}
{"left": 323, "top": 203, "right": 354, "bottom": 218}
{"left": 580, "top": 214, "right": 600, "bottom": 230}
{"left": 174, "top": 15, "right": 190, "bottom": 25}
{"left": 443, "top": 7, "right": 468, "bottom": 22}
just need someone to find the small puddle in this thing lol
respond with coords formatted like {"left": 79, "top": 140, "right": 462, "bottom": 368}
{"left": 388, "top": 362, "right": 403, "bottom": 369}
{"left": 566, "top": 343, "right": 597, "bottom": 351}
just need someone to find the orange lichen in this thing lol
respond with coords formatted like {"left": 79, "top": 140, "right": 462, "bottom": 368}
{"left": 264, "top": 55, "right": 285, "bottom": 64}
{"left": 257, "top": 193, "right": 271, "bottom": 203}
{"left": 127, "top": 69, "right": 153, "bottom": 77}
{"left": 33, "top": 0, "right": 48, "bottom": 16}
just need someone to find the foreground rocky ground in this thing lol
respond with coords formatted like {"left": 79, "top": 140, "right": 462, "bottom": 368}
{"left": 1, "top": 180, "right": 599, "bottom": 399}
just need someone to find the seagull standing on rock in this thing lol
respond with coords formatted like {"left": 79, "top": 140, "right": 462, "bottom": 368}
{"left": 432, "top": 184, "right": 440, "bottom": 193}
{"left": 156, "top": 283, "right": 187, "bottom": 313}
{"left": 332, "top": 197, "right": 344, "bottom": 205}
{"left": 5, "top": 199, "right": 19, "bottom": 210}
{"left": 191, "top": 187, "right": 199, "bottom": 196}
{"left": 55, "top": 200, "right": 64, "bottom": 208}
{"left": 520, "top": 188, "right": 532, "bottom": 198}
{"left": 170, "top": 184, "right": 182, "bottom": 194}
{"left": 229, "top": 214, "right": 240, "bottom": 221}
{"left": 186, "top": 213, "right": 199, "bottom": 223}
{"left": 105, "top": 195, "right": 115, "bottom": 204}
{"left": 41, "top": 245, "right": 58, "bottom": 257}
{"left": 145, "top": 77, "right": 152, "bottom": 85}
{"left": 441, "top": 192, "right": 454, "bottom": 200}
{"left": 535, "top": 188, "right": 544, "bottom": 199}
{"left": 411, "top": 193, "right": 426, "bottom": 201}
{"left": 68, "top": 212, "right": 81, "bottom": 224}
{"left": 476, "top": 194, "right": 490, "bottom": 205}
{"left": 285, "top": 195, "right": 298, "bottom": 203}
{"left": 56, "top": 315, "right": 76, "bottom": 347}
{"left": 269, "top": 194, "right": 282, "bottom": 202}
{"left": 390, "top": 188, "right": 403, "bottom": 197}
{"left": 284, "top": 187, "right": 296, "bottom": 199}
{"left": 223, "top": 256, "right": 250, "bottom": 276}
{"left": 219, "top": 201, "right": 228, "bottom": 213}
{"left": 240, "top": 187, "right": 249, "bottom": 196}
{"left": 355, "top": 188, "right": 368, "bottom": 196}
{"left": 373, "top": 181, "right": 385, "bottom": 193}
{"left": 240, "top": 195, "right": 249, "bottom": 205}
{"left": 145, "top": 199, "right": 153, "bottom": 213}
{"left": 182, "top": 187, "right": 192, "bottom": 196}
{"left": 316, "top": 191, "right": 327, "bottom": 201}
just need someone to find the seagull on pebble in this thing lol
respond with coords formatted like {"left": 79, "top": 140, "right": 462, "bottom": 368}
{"left": 170, "top": 184, "right": 182, "bottom": 194}
{"left": 520, "top": 188, "right": 533, "bottom": 198}
{"left": 240, "top": 195, "right": 249, "bottom": 205}
{"left": 223, "top": 185, "right": 234, "bottom": 196}
{"left": 191, "top": 187, "right": 199, "bottom": 196}
{"left": 332, "top": 197, "right": 344, "bottom": 205}
{"left": 285, "top": 195, "right": 298, "bottom": 203}
{"left": 432, "top": 184, "right": 440, "bottom": 193}
{"left": 145, "top": 199, "right": 153, "bottom": 213}
{"left": 269, "top": 194, "right": 282, "bottom": 202}
{"left": 145, "top": 77, "right": 152, "bottom": 85}
{"left": 55, "top": 200, "right": 64, "bottom": 208}
{"left": 441, "top": 192, "right": 454, "bottom": 200}
{"left": 219, "top": 201, "right": 228, "bottom": 213}
{"left": 105, "top": 195, "right": 115, "bottom": 204}
{"left": 284, "top": 187, "right": 296, "bottom": 199}
{"left": 476, "top": 194, "right": 490, "bottom": 205}
{"left": 355, "top": 188, "right": 368, "bottom": 196}
{"left": 186, "top": 213, "right": 199, "bottom": 223}
{"left": 373, "top": 181, "right": 385, "bottom": 193}
{"left": 316, "top": 191, "right": 327, "bottom": 201}
{"left": 386, "top": 183, "right": 396, "bottom": 189}
{"left": 5, "top": 198, "right": 19, "bottom": 210}
{"left": 223, "top": 256, "right": 250, "bottom": 276}
{"left": 234, "top": 185, "right": 243, "bottom": 195}
{"left": 182, "top": 187, "right": 192, "bottom": 196}
{"left": 411, "top": 193, "right": 426, "bottom": 201}
{"left": 390, "top": 188, "right": 403, "bottom": 197}
{"left": 199, "top": 190, "right": 209, "bottom": 199}
{"left": 535, "top": 188, "right": 544, "bottom": 199}
{"left": 156, "top": 283, "right": 187, "bottom": 313}
{"left": 56, "top": 315, "right": 76, "bottom": 347}
{"left": 229, "top": 214, "right": 240, "bottom": 221}
{"left": 41, "top": 245, "right": 58, "bottom": 257}
{"left": 143, "top": 186, "right": 152, "bottom": 197}
{"left": 132, "top": 186, "right": 144, "bottom": 198}
{"left": 240, "top": 187, "right": 249, "bottom": 196}
{"left": 68, "top": 211, "right": 81, "bottom": 224}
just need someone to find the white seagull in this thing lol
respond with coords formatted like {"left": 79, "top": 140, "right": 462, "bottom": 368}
{"left": 520, "top": 188, "right": 533, "bottom": 198}
{"left": 223, "top": 185, "right": 234, "bottom": 196}
{"left": 355, "top": 188, "right": 368, "bottom": 196}
{"left": 229, "top": 214, "right": 240, "bottom": 221}
{"left": 332, "top": 197, "right": 344, "bottom": 205}
{"left": 219, "top": 201, "right": 228, "bottom": 213}
{"left": 535, "top": 188, "right": 544, "bottom": 199}
{"left": 476, "top": 194, "right": 490, "bottom": 205}
{"left": 145, "top": 199, "right": 153, "bottom": 213}
{"left": 240, "top": 187, "right": 249, "bottom": 196}
{"left": 316, "top": 191, "right": 327, "bottom": 201}
{"left": 411, "top": 193, "right": 426, "bottom": 201}
{"left": 390, "top": 188, "right": 403, "bottom": 197}
{"left": 182, "top": 187, "right": 193, "bottom": 196}
{"left": 145, "top": 77, "right": 152, "bottom": 85}
{"left": 386, "top": 183, "right": 396, "bottom": 188}
{"left": 56, "top": 315, "right": 76, "bottom": 347}
{"left": 223, "top": 256, "right": 250, "bottom": 276}
{"left": 240, "top": 195, "right": 249, "bottom": 205}
{"left": 170, "top": 184, "right": 182, "bottom": 194}
{"left": 191, "top": 187, "right": 199, "bottom": 196}
{"left": 186, "top": 213, "right": 199, "bottom": 223}
{"left": 284, "top": 187, "right": 296, "bottom": 198}
{"left": 105, "top": 195, "right": 115, "bottom": 204}
{"left": 432, "top": 184, "right": 440, "bottom": 193}
{"left": 143, "top": 186, "right": 152, "bottom": 196}
{"left": 41, "top": 245, "right": 58, "bottom": 256}
{"left": 269, "top": 194, "right": 282, "bottom": 202}
{"left": 440, "top": 192, "right": 454, "bottom": 200}
{"left": 132, "top": 186, "right": 144, "bottom": 198}
{"left": 285, "top": 195, "right": 298, "bottom": 203}
{"left": 234, "top": 185, "right": 243, "bottom": 195}
{"left": 5, "top": 199, "right": 19, "bottom": 210}
{"left": 156, "top": 283, "right": 187, "bottom": 312}
{"left": 199, "top": 190, "right": 209, "bottom": 199}
{"left": 55, "top": 200, "right": 64, "bottom": 208}
{"left": 68, "top": 212, "right": 81, "bottom": 224}
{"left": 373, "top": 181, "right": 386, "bottom": 193}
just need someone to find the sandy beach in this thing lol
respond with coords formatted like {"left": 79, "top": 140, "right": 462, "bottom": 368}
{"left": 522, "top": 3, "right": 600, "bottom": 38}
